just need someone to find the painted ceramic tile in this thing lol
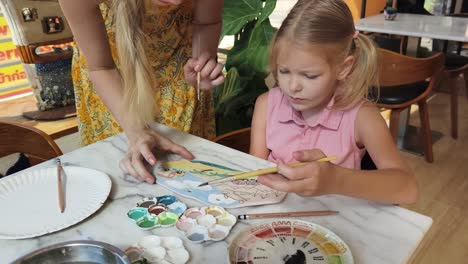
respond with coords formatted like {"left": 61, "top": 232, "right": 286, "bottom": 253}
{"left": 154, "top": 160, "right": 286, "bottom": 208}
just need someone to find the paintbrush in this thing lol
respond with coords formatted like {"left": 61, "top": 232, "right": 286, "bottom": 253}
{"left": 197, "top": 156, "right": 336, "bottom": 187}
{"left": 237, "top": 210, "right": 338, "bottom": 220}
{"left": 56, "top": 158, "right": 65, "bottom": 213}
{"left": 196, "top": 34, "right": 201, "bottom": 101}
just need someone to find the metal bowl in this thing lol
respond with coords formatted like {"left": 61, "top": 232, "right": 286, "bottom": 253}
{"left": 11, "top": 240, "right": 131, "bottom": 264}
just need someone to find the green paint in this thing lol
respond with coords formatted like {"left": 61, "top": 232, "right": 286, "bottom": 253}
{"left": 328, "top": 255, "right": 343, "bottom": 264}
{"left": 137, "top": 215, "right": 157, "bottom": 228}
{"left": 127, "top": 208, "right": 147, "bottom": 221}
{"left": 158, "top": 212, "right": 179, "bottom": 225}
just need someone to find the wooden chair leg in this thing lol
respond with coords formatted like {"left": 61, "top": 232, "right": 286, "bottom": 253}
{"left": 464, "top": 71, "right": 468, "bottom": 101}
{"left": 389, "top": 109, "right": 402, "bottom": 144}
{"left": 418, "top": 100, "right": 434, "bottom": 163}
{"left": 450, "top": 76, "right": 458, "bottom": 139}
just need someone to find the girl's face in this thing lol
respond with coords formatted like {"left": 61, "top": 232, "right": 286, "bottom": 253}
{"left": 276, "top": 41, "right": 340, "bottom": 116}
{"left": 152, "top": 0, "right": 184, "bottom": 6}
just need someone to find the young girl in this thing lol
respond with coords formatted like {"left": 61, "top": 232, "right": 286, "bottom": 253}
{"left": 250, "top": 0, "right": 418, "bottom": 204}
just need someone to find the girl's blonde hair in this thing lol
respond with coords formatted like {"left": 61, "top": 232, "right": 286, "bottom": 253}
{"left": 113, "top": 0, "right": 156, "bottom": 128}
{"left": 270, "top": 0, "right": 379, "bottom": 109}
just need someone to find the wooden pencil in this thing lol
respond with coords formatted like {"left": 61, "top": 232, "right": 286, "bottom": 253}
{"left": 237, "top": 210, "right": 339, "bottom": 220}
{"left": 198, "top": 156, "right": 337, "bottom": 187}
{"left": 56, "top": 158, "right": 65, "bottom": 213}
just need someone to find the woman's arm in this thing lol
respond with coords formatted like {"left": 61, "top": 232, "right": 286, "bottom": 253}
{"left": 192, "top": 0, "right": 223, "bottom": 58}
{"left": 250, "top": 93, "right": 270, "bottom": 160}
{"left": 58, "top": 0, "right": 134, "bottom": 132}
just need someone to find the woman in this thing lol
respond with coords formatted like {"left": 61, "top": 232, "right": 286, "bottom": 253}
{"left": 59, "top": 0, "right": 224, "bottom": 183}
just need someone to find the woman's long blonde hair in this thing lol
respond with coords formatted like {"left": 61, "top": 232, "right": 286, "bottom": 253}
{"left": 113, "top": 0, "right": 156, "bottom": 128}
{"left": 270, "top": 0, "right": 379, "bottom": 109}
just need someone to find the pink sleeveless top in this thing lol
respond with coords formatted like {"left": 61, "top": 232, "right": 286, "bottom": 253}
{"left": 266, "top": 88, "right": 365, "bottom": 169}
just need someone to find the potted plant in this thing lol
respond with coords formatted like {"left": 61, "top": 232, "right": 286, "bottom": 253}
{"left": 384, "top": 0, "right": 398, "bottom": 20}
{"left": 215, "top": 0, "right": 277, "bottom": 135}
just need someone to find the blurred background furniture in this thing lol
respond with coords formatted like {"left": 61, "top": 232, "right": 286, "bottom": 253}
{"left": 374, "top": 49, "right": 444, "bottom": 162}
{"left": 0, "top": 120, "right": 62, "bottom": 166}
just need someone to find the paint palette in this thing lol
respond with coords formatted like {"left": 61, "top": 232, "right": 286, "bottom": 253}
{"left": 176, "top": 206, "right": 237, "bottom": 243}
{"left": 126, "top": 235, "right": 190, "bottom": 264}
{"left": 229, "top": 220, "right": 353, "bottom": 264}
{"left": 127, "top": 195, "right": 187, "bottom": 229}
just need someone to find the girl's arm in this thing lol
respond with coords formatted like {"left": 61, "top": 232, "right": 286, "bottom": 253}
{"left": 258, "top": 103, "right": 418, "bottom": 205}
{"left": 250, "top": 93, "right": 270, "bottom": 160}
{"left": 333, "top": 103, "right": 418, "bottom": 204}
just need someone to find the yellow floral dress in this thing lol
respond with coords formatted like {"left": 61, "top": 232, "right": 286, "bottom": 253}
{"left": 71, "top": 1, "right": 216, "bottom": 146}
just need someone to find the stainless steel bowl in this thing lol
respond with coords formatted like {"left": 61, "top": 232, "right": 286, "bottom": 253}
{"left": 11, "top": 240, "right": 131, "bottom": 264}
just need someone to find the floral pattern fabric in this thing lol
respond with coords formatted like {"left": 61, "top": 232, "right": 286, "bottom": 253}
{"left": 72, "top": 1, "right": 216, "bottom": 145}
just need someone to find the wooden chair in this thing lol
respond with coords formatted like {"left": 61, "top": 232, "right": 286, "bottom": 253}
{"left": 375, "top": 49, "right": 445, "bottom": 163}
{"left": 0, "top": 120, "right": 62, "bottom": 166}
{"left": 212, "top": 128, "right": 251, "bottom": 154}
{"left": 444, "top": 54, "right": 468, "bottom": 139}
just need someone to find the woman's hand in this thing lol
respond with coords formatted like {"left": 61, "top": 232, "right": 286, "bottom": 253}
{"left": 119, "top": 128, "right": 195, "bottom": 184}
{"left": 257, "top": 149, "right": 337, "bottom": 196}
{"left": 184, "top": 52, "right": 224, "bottom": 90}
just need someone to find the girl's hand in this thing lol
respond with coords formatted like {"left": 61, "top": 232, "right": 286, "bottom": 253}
{"left": 119, "top": 128, "right": 195, "bottom": 184}
{"left": 184, "top": 52, "right": 224, "bottom": 90}
{"left": 257, "top": 149, "right": 337, "bottom": 196}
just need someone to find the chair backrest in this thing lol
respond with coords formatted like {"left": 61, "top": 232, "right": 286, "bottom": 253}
{"left": 212, "top": 128, "right": 251, "bottom": 154}
{"left": 378, "top": 48, "right": 445, "bottom": 87}
{"left": 0, "top": 120, "right": 62, "bottom": 164}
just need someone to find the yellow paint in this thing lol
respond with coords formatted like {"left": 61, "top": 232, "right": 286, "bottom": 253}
{"left": 345, "top": 0, "right": 387, "bottom": 21}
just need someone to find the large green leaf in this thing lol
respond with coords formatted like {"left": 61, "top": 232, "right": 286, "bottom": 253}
{"left": 258, "top": 0, "right": 277, "bottom": 24}
{"left": 221, "top": 0, "right": 263, "bottom": 40}
{"left": 226, "top": 19, "right": 276, "bottom": 76}
{"left": 214, "top": 67, "right": 243, "bottom": 112}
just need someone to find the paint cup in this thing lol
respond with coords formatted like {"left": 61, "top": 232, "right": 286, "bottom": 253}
{"left": 148, "top": 204, "right": 167, "bottom": 216}
{"left": 184, "top": 208, "right": 205, "bottom": 219}
{"left": 137, "top": 214, "right": 158, "bottom": 229}
{"left": 157, "top": 195, "right": 177, "bottom": 206}
{"left": 158, "top": 212, "right": 180, "bottom": 227}
{"left": 216, "top": 213, "right": 237, "bottom": 227}
{"left": 206, "top": 206, "right": 225, "bottom": 217}
{"left": 127, "top": 207, "right": 148, "bottom": 221}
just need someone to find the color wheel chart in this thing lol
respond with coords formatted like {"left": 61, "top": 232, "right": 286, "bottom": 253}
{"left": 229, "top": 220, "right": 353, "bottom": 264}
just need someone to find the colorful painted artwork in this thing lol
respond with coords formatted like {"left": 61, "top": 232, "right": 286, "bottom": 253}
{"left": 154, "top": 160, "right": 286, "bottom": 208}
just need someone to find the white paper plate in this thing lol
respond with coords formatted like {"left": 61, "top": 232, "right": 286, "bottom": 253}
{"left": 0, "top": 166, "right": 112, "bottom": 239}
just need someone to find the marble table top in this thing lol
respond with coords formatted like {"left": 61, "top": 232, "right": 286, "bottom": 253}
{"left": 356, "top": 13, "right": 468, "bottom": 42}
{"left": 1, "top": 124, "right": 432, "bottom": 263}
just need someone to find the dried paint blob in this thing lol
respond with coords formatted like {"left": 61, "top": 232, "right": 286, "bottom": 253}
{"left": 158, "top": 212, "right": 179, "bottom": 226}
{"left": 127, "top": 235, "right": 189, "bottom": 264}
{"left": 176, "top": 206, "right": 237, "bottom": 243}
{"left": 137, "top": 215, "right": 158, "bottom": 229}
{"left": 148, "top": 204, "right": 167, "bottom": 215}
{"left": 127, "top": 196, "right": 187, "bottom": 230}
{"left": 127, "top": 207, "right": 147, "bottom": 221}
